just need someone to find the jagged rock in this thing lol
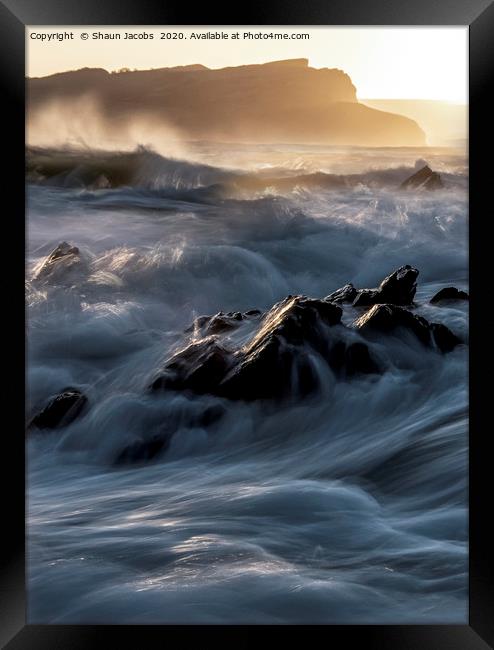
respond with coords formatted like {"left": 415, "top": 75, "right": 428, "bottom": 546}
{"left": 150, "top": 337, "right": 235, "bottom": 395}
{"left": 353, "top": 303, "right": 460, "bottom": 353}
{"left": 325, "top": 283, "right": 357, "bottom": 304}
{"left": 430, "top": 323, "right": 462, "bottom": 353}
{"left": 354, "top": 304, "right": 432, "bottom": 345}
{"left": 352, "top": 289, "right": 381, "bottom": 307}
{"left": 152, "top": 295, "right": 381, "bottom": 401}
{"left": 400, "top": 165, "right": 444, "bottom": 190}
{"left": 326, "top": 340, "right": 380, "bottom": 376}
{"left": 353, "top": 265, "right": 418, "bottom": 307}
{"left": 185, "top": 309, "right": 261, "bottom": 336}
{"left": 29, "top": 388, "right": 87, "bottom": 430}
{"left": 154, "top": 296, "right": 343, "bottom": 400}
{"left": 218, "top": 298, "right": 322, "bottom": 400}
{"left": 344, "top": 342, "right": 381, "bottom": 375}
{"left": 430, "top": 287, "right": 469, "bottom": 304}
{"left": 33, "top": 242, "right": 84, "bottom": 283}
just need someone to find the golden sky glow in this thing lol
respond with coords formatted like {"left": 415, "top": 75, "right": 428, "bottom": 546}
{"left": 27, "top": 26, "right": 468, "bottom": 103}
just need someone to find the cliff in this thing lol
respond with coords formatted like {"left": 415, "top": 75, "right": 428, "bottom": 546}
{"left": 27, "top": 59, "right": 426, "bottom": 147}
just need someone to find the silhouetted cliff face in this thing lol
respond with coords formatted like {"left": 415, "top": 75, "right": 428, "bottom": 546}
{"left": 27, "top": 59, "right": 426, "bottom": 146}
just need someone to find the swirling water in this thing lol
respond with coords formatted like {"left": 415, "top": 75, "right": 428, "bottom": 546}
{"left": 27, "top": 144, "right": 468, "bottom": 623}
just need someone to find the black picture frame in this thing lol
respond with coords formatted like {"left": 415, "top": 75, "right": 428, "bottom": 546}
{"left": 1, "top": 0, "right": 492, "bottom": 647}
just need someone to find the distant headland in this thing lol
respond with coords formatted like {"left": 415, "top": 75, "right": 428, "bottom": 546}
{"left": 27, "top": 59, "right": 426, "bottom": 147}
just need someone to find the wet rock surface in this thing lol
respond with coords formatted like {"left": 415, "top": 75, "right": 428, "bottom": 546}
{"left": 400, "top": 165, "right": 444, "bottom": 191}
{"left": 150, "top": 338, "right": 234, "bottom": 395}
{"left": 324, "top": 283, "right": 357, "bottom": 304}
{"left": 29, "top": 388, "right": 88, "bottom": 430}
{"left": 353, "top": 303, "right": 461, "bottom": 353}
{"left": 152, "top": 296, "right": 377, "bottom": 401}
{"left": 352, "top": 265, "right": 418, "bottom": 307}
{"left": 149, "top": 266, "right": 463, "bottom": 403}
{"left": 185, "top": 309, "right": 262, "bottom": 336}
{"left": 33, "top": 242, "right": 85, "bottom": 283}
{"left": 430, "top": 323, "right": 462, "bottom": 353}
{"left": 430, "top": 287, "right": 469, "bottom": 304}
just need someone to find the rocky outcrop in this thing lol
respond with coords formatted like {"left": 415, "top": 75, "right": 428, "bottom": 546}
{"left": 146, "top": 265, "right": 464, "bottom": 404}
{"left": 324, "top": 283, "right": 357, "bottom": 304}
{"left": 150, "top": 338, "right": 234, "bottom": 395}
{"left": 33, "top": 242, "right": 85, "bottom": 283}
{"left": 185, "top": 309, "right": 262, "bottom": 336}
{"left": 429, "top": 322, "right": 462, "bottom": 353}
{"left": 353, "top": 304, "right": 461, "bottom": 353}
{"left": 151, "top": 295, "right": 379, "bottom": 402}
{"left": 351, "top": 265, "right": 418, "bottom": 307}
{"left": 218, "top": 297, "right": 344, "bottom": 400}
{"left": 29, "top": 388, "right": 87, "bottom": 430}
{"left": 400, "top": 165, "right": 444, "bottom": 190}
{"left": 430, "top": 287, "right": 469, "bottom": 304}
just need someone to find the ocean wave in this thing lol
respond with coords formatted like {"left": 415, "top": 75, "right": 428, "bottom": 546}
{"left": 26, "top": 143, "right": 468, "bottom": 624}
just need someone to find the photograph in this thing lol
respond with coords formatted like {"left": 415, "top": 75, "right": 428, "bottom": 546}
{"left": 25, "top": 25, "right": 470, "bottom": 625}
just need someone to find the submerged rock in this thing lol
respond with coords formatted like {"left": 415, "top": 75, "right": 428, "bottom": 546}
{"left": 29, "top": 388, "right": 87, "bottom": 430}
{"left": 353, "top": 265, "right": 418, "bottom": 307}
{"left": 400, "top": 165, "right": 444, "bottom": 191}
{"left": 114, "top": 404, "right": 226, "bottom": 465}
{"left": 326, "top": 340, "right": 381, "bottom": 376}
{"left": 115, "top": 434, "right": 169, "bottom": 465}
{"left": 353, "top": 303, "right": 461, "bottom": 353}
{"left": 430, "top": 287, "right": 469, "bottom": 304}
{"left": 33, "top": 241, "right": 85, "bottom": 283}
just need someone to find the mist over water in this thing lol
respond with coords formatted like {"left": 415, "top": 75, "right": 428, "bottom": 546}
{"left": 27, "top": 142, "right": 468, "bottom": 623}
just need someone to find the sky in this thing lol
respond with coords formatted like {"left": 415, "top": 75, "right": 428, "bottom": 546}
{"left": 26, "top": 26, "right": 468, "bottom": 103}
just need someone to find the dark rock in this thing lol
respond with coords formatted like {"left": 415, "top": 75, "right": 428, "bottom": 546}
{"left": 233, "top": 295, "right": 342, "bottom": 356}
{"left": 353, "top": 303, "right": 460, "bottom": 353}
{"left": 430, "top": 323, "right": 462, "bottom": 353}
{"left": 200, "top": 313, "right": 241, "bottom": 335}
{"left": 352, "top": 289, "right": 381, "bottom": 307}
{"left": 344, "top": 342, "right": 381, "bottom": 376}
{"left": 400, "top": 165, "right": 444, "bottom": 190}
{"left": 353, "top": 304, "right": 432, "bottom": 345}
{"left": 430, "top": 287, "right": 469, "bottom": 304}
{"left": 115, "top": 434, "right": 169, "bottom": 465}
{"left": 325, "top": 339, "right": 380, "bottom": 377}
{"left": 353, "top": 265, "right": 418, "bottom": 307}
{"left": 325, "top": 283, "right": 357, "bottom": 304}
{"left": 30, "top": 388, "right": 87, "bottom": 430}
{"left": 33, "top": 242, "right": 83, "bottom": 282}
{"left": 150, "top": 337, "right": 234, "bottom": 395}
{"left": 378, "top": 265, "right": 419, "bottom": 304}
{"left": 216, "top": 296, "right": 343, "bottom": 400}
{"left": 195, "top": 404, "right": 226, "bottom": 428}
{"left": 220, "top": 335, "right": 319, "bottom": 401}
{"left": 185, "top": 309, "right": 263, "bottom": 336}
{"left": 153, "top": 295, "right": 344, "bottom": 401}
